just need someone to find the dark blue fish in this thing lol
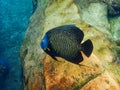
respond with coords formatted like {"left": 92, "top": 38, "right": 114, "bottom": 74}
{"left": 40, "top": 25, "right": 93, "bottom": 64}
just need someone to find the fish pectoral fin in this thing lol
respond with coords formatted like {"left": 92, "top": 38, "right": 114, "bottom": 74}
{"left": 50, "top": 55, "right": 60, "bottom": 62}
{"left": 46, "top": 47, "right": 51, "bottom": 51}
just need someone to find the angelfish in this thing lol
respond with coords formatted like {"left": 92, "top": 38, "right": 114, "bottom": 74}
{"left": 40, "top": 25, "right": 93, "bottom": 64}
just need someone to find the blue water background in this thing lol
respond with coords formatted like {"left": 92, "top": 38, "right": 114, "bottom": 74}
{"left": 0, "top": 0, "right": 33, "bottom": 89}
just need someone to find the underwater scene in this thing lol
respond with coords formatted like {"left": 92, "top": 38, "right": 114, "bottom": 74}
{"left": 1, "top": 0, "right": 120, "bottom": 90}
{"left": 0, "top": 0, "right": 33, "bottom": 89}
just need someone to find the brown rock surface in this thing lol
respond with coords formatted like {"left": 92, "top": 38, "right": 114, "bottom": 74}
{"left": 81, "top": 71, "right": 120, "bottom": 90}
{"left": 44, "top": 53, "right": 102, "bottom": 90}
{"left": 44, "top": 53, "right": 120, "bottom": 90}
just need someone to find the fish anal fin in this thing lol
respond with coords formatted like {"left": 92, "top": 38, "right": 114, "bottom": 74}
{"left": 74, "top": 52, "right": 83, "bottom": 64}
{"left": 68, "top": 52, "right": 83, "bottom": 64}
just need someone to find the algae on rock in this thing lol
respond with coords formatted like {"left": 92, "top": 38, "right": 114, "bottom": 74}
{"left": 20, "top": 0, "right": 50, "bottom": 89}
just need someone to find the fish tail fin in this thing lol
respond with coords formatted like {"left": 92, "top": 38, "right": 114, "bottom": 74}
{"left": 81, "top": 39, "right": 93, "bottom": 57}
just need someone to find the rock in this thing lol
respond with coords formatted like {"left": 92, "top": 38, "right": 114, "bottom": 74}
{"left": 44, "top": 53, "right": 103, "bottom": 90}
{"left": 81, "top": 71, "right": 120, "bottom": 90}
{"left": 109, "top": 16, "right": 120, "bottom": 64}
{"left": 74, "top": 0, "right": 120, "bottom": 17}
{"left": 75, "top": 1, "right": 110, "bottom": 32}
{"left": 20, "top": 0, "right": 47, "bottom": 89}
{"left": 109, "top": 17, "right": 120, "bottom": 41}
{"left": 104, "top": 0, "right": 120, "bottom": 17}
{"left": 44, "top": 53, "right": 105, "bottom": 90}
{"left": 20, "top": 0, "right": 120, "bottom": 90}
{"left": 75, "top": 0, "right": 120, "bottom": 31}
